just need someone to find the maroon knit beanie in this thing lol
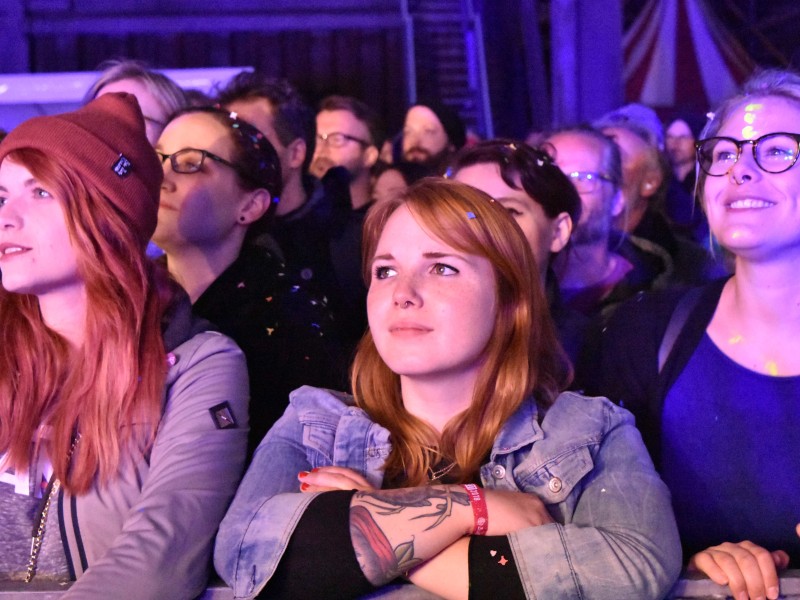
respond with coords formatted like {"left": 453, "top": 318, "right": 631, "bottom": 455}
{"left": 0, "top": 92, "right": 162, "bottom": 245}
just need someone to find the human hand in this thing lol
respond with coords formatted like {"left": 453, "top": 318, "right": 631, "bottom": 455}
{"left": 481, "top": 489, "right": 554, "bottom": 536}
{"left": 688, "top": 541, "right": 790, "bottom": 600}
{"left": 298, "top": 466, "right": 375, "bottom": 493}
{"left": 309, "top": 157, "right": 334, "bottom": 180}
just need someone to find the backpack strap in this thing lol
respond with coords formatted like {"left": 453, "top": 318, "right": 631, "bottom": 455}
{"left": 657, "top": 285, "right": 705, "bottom": 374}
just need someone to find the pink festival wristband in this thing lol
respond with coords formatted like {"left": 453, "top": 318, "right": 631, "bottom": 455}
{"left": 463, "top": 483, "right": 488, "bottom": 535}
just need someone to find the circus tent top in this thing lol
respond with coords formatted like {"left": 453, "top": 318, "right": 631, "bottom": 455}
{"left": 624, "top": 0, "right": 755, "bottom": 112}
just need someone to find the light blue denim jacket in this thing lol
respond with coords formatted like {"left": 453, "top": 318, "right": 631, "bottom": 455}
{"left": 215, "top": 386, "right": 681, "bottom": 599}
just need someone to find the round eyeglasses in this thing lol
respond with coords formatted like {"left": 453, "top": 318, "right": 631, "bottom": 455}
{"left": 696, "top": 132, "right": 800, "bottom": 176}
{"left": 564, "top": 171, "right": 615, "bottom": 194}
{"left": 156, "top": 148, "right": 237, "bottom": 174}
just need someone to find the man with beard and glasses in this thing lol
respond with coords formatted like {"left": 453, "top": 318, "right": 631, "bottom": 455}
{"left": 542, "top": 126, "right": 673, "bottom": 320}
{"left": 310, "top": 95, "right": 382, "bottom": 211}
{"left": 307, "top": 94, "right": 384, "bottom": 342}
{"left": 401, "top": 102, "right": 466, "bottom": 173}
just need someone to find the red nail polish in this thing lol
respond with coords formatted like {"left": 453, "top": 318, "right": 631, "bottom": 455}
{"left": 298, "top": 471, "right": 309, "bottom": 479}
{"left": 311, "top": 467, "right": 320, "bottom": 473}
{"left": 300, "top": 482, "right": 309, "bottom": 491}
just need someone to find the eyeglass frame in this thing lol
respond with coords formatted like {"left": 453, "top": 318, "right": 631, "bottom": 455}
{"left": 156, "top": 148, "right": 238, "bottom": 174}
{"left": 564, "top": 170, "right": 616, "bottom": 192}
{"left": 163, "top": 105, "right": 282, "bottom": 197}
{"left": 695, "top": 132, "right": 800, "bottom": 176}
{"left": 316, "top": 131, "right": 371, "bottom": 148}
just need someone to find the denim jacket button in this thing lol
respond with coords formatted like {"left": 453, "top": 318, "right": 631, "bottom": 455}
{"left": 491, "top": 465, "right": 506, "bottom": 479}
{"left": 548, "top": 476, "right": 563, "bottom": 493}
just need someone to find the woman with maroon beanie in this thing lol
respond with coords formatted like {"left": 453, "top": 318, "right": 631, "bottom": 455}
{"left": 0, "top": 93, "right": 249, "bottom": 598}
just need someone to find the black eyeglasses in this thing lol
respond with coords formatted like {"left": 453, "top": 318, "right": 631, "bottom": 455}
{"left": 156, "top": 148, "right": 237, "bottom": 174}
{"left": 316, "top": 132, "right": 370, "bottom": 148}
{"left": 696, "top": 132, "right": 800, "bottom": 176}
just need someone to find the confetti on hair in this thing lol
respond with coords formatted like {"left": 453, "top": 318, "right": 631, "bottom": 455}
{"left": 466, "top": 211, "right": 477, "bottom": 219}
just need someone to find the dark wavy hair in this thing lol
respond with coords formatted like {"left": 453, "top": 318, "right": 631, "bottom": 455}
{"left": 451, "top": 138, "right": 582, "bottom": 225}
{"left": 215, "top": 71, "right": 316, "bottom": 175}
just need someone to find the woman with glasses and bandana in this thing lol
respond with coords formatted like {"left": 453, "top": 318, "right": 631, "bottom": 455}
{"left": 153, "top": 107, "right": 345, "bottom": 456}
{"left": 0, "top": 94, "right": 249, "bottom": 596}
{"left": 581, "top": 69, "right": 800, "bottom": 600}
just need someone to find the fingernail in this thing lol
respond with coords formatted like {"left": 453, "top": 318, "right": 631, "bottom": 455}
{"left": 767, "top": 587, "right": 779, "bottom": 600}
{"left": 300, "top": 482, "right": 310, "bottom": 492}
{"left": 311, "top": 467, "right": 319, "bottom": 473}
{"left": 298, "top": 471, "right": 309, "bottom": 479}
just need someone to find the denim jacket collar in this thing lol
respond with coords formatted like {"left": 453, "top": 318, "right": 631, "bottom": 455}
{"left": 489, "top": 396, "right": 543, "bottom": 460}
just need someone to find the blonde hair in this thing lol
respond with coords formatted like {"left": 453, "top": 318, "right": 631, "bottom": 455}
{"left": 352, "top": 178, "right": 571, "bottom": 486}
{"left": 697, "top": 68, "right": 800, "bottom": 204}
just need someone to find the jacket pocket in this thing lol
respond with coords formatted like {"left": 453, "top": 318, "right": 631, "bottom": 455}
{"left": 514, "top": 444, "right": 594, "bottom": 504}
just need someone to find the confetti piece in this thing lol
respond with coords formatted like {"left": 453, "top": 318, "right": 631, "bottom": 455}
{"left": 466, "top": 211, "right": 476, "bottom": 219}
{"left": 766, "top": 360, "right": 779, "bottom": 376}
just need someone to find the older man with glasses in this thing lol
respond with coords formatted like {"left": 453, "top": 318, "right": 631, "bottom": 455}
{"left": 542, "top": 125, "right": 674, "bottom": 319}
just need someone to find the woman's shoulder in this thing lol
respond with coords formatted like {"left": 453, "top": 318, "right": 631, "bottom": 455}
{"left": 603, "top": 278, "right": 726, "bottom": 338}
{"left": 167, "top": 329, "right": 245, "bottom": 375}
{"left": 287, "top": 386, "right": 359, "bottom": 420}
{"left": 266, "top": 387, "right": 390, "bottom": 481}
{"left": 163, "top": 328, "right": 249, "bottom": 423}
{"left": 543, "top": 391, "right": 635, "bottom": 438}
{"left": 496, "top": 393, "right": 633, "bottom": 455}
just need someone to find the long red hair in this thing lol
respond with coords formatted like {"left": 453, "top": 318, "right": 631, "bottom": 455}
{"left": 0, "top": 149, "right": 180, "bottom": 494}
{"left": 352, "top": 179, "right": 572, "bottom": 487}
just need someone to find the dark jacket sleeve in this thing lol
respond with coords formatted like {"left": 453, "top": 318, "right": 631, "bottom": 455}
{"left": 265, "top": 490, "right": 376, "bottom": 599}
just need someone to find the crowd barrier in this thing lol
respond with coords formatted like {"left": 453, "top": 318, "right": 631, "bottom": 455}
{"left": 1, "top": 571, "right": 799, "bottom": 599}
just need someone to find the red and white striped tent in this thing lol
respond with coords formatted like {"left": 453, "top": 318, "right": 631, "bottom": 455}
{"left": 624, "top": 0, "right": 755, "bottom": 111}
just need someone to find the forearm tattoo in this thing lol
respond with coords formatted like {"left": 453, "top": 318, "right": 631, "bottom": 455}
{"left": 349, "top": 486, "right": 470, "bottom": 585}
